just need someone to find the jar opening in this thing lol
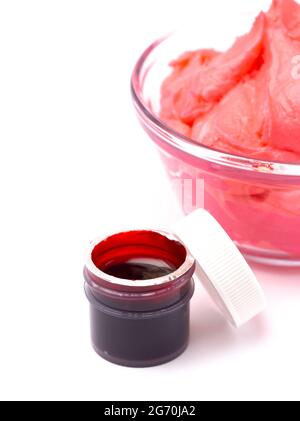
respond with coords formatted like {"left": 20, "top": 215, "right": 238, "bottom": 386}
{"left": 91, "top": 230, "right": 187, "bottom": 281}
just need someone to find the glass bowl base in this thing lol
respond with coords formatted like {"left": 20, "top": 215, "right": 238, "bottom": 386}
{"left": 240, "top": 245, "right": 300, "bottom": 267}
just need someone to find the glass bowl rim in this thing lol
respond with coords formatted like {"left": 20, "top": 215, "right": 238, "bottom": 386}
{"left": 131, "top": 35, "right": 300, "bottom": 177}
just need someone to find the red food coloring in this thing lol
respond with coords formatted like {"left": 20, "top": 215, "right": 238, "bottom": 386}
{"left": 91, "top": 230, "right": 187, "bottom": 280}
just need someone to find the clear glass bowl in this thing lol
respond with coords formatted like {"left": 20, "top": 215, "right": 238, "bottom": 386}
{"left": 131, "top": 30, "right": 300, "bottom": 266}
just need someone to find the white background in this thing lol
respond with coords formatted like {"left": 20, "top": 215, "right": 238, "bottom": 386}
{"left": 0, "top": 0, "right": 300, "bottom": 401}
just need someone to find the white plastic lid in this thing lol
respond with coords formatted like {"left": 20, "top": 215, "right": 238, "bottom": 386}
{"left": 174, "top": 209, "right": 266, "bottom": 328}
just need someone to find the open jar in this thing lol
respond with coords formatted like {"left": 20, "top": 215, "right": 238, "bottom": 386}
{"left": 84, "top": 230, "right": 195, "bottom": 367}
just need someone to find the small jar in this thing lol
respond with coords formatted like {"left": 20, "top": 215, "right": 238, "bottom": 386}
{"left": 84, "top": 230, "right": 196, "bottom": 368}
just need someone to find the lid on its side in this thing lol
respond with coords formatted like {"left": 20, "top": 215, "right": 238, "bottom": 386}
{"left": 174, "top": 209, "right": 266, "bottom": 328}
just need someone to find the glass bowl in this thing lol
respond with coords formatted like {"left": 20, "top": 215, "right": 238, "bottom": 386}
{"left": 131, "top": 28, "right": 300, "bottom": 267}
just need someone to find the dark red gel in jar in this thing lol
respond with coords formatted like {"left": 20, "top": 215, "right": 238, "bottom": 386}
{"left": 84, "top": 230, "right": 195, "bottom": 367}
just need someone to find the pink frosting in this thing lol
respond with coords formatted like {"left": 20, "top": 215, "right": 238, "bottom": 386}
{"left": 160, "top": 0, "right": 300, "bottom": 163}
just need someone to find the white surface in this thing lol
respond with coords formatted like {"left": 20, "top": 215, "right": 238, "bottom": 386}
{"left": 0, "top": 0, "right": 299, "bottom": 402}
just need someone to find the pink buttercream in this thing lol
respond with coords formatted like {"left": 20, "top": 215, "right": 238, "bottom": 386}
{"left": 160, "top": 0, "right": 300, "bottom": 163}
